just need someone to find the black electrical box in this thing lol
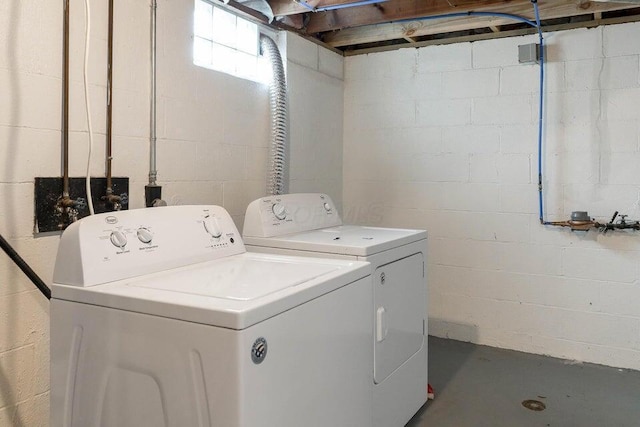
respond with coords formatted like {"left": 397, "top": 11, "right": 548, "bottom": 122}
{"left": 34, "top": 177, "right": 129, "bottom": 233}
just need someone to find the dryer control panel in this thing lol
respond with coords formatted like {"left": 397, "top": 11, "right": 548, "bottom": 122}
{"left": 53, "top": 205, "right": 245, "bottom": 287}
{"left": 243, "top": 193, "right": 342, "bottom": 238}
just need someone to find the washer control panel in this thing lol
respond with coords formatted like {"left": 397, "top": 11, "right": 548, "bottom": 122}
{"left": 53, "top": 205, "right": 245, "bottom": 287}
{"left": 243, "top": 193, "right": 342, "bottom": 238}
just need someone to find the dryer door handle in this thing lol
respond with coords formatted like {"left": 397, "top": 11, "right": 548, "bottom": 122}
{"left": 376, "top": 307, "right": 388, "bottom": 342}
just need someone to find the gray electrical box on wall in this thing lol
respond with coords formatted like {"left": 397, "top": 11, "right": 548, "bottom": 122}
{"left": 519, "top": 43, "right": 542, "bottom": 64}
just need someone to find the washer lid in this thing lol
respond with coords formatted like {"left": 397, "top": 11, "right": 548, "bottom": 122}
{"left": 244, "top": 225, "right": 427, "bottom": 256}
{"left": 132, "top": 256, "right": 339, "bottom": 300}
{"left": 52, "top": 252, "right": 370, "bottom": 330}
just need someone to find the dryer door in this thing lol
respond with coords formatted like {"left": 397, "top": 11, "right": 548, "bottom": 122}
{"left": 374, "top": 252, "right": 425, "bottom": 384}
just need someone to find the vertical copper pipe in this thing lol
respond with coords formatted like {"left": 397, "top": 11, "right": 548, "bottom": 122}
{"left": 106, "top": 0, "right": 114, "bottom": 193}
{"left": 63, "top": 0, "right": 70, "bottom": 197}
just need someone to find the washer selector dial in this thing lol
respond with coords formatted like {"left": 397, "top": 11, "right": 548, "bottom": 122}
{"left": 203, "top": 216, "right": 223, "bottom": 238}
{"left": 109, "top": 231, "right": 127, "bottom": 248}
{"left": 136, "top": 227, "right": 153, "bottom": 244}
{"left": 323, "top": 202, "right": 332, "bottom": 212}
{"left": 272, "top": 203, "right": 287, "bottom": 220}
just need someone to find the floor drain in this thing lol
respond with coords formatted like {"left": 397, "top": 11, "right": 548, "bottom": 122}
{"left": 522, "top": 399, "right": 546, "bottom": 411}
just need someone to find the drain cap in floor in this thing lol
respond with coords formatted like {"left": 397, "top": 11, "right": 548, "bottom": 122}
{"left": 522, "top": 399, "right": 546, "bottom": 411}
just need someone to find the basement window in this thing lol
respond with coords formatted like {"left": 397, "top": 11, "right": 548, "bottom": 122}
{"left": 193, "top": 0, "right": 268, "bottom": 83}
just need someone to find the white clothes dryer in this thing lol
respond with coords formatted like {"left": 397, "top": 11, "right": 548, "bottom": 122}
{"left": 50, "top": 205, "right": 373, "bottom": 427}
{"left": 243, "top": 193, "right": 428, "bottom": 427}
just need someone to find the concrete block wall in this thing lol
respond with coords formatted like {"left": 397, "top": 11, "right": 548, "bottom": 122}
{"left": 157, "top": 0, "right": 270, "bottom": 226}
{"left": 0, "top": 0, "right": 342, "bottom": 425}
{"left": 344, "top": 23, "right": 640, "bottom": 370}
{"left": 1, "top": 1, "right": 66, "bottom": 424}
{"left": 287, "top": 35, "right": 344, "bottom": 209}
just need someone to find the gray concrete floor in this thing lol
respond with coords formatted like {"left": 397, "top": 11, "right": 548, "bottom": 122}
{"left": 407, "top": 337, "right": 640, "bottom": 427}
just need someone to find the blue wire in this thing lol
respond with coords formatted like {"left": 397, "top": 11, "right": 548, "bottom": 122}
{"left": 300, "top": 3, "right": 545, "bottom": 222}
{"left": 531, "top": 1, "right": 547, "bottom": 225}
{"left": 393, "top": 5, "right": 546, "bottom": 224}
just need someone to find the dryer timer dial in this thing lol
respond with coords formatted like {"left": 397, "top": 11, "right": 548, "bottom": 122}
{"left": 203, "top": 217, "right": 223, "bottom": 238}
{"left": 272, "top": 203, "right": 287, "bottom": 220}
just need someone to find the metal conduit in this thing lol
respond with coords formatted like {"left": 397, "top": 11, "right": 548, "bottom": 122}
{"left": 62, "top": 0, "right": 70, "bottom": 199}
{"left": 106, "top": 0, "right": 114, "bottom": 194}
{"left": 149, "top": 0, "right": 158, "bottom": 187}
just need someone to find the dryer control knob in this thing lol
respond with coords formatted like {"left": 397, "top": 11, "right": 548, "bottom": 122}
{"left": 110, "top": 231, "right": 127, "bottom": 248}
{"left": 136, "top": 227, "right": 153, "bottom": 244}
{"left": 203, "top": 217, "right": 222, "bottom": 238}
{"left": 323, "top": 202, "right": 332, "bottom": 212}
{"left": 272, "top": 203, "right": 287, "bottom": 220}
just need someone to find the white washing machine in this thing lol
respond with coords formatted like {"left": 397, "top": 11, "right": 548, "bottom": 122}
{"left": 243, "top": 193, "right": 428, "bottom": 427}
{"left": 50, "top": 205, "right": 374, "bottom": 427}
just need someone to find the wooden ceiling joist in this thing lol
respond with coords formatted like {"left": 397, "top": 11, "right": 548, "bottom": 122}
{"left": 306, "top": 0, "right": 639, "bottom": 34}
{"left": 324, "top": 15, "right": 516, "bottom": 47}
{"left": 345, "top": 13, "right": 640, "bottom": 56}
{"left": 268, "top": 0, "right": 382, "bottom": 16}
{"left": 251, "top": 0, "right": 640, "bottom": 52}
{"left": 306, "top": 0, "right": 513, "bottom": 33}
{"left": 321, "top": 0, "right": 640, "bottom": 47}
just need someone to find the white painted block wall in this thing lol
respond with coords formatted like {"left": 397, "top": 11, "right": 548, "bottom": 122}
{"left": 0, "top": 0, "right": 343, "bottom": 424}
{"left": 287, "top": 35, "right": 344, "bottom": 210}
{"left": 344, "top": 23, "right": 640, "bottom": 370}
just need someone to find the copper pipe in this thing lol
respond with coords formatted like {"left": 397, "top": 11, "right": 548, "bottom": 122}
{"left": 546, "top": 220, "right": 597, "bottom": 231}
{"left": 106, "top": 0, "right": 114, "bottom": 193}
{"left": 63, "top": 0, "right": 70, "bottom": 198}
{"left": 102, "top": 0, "right": 121, "bottom": 210}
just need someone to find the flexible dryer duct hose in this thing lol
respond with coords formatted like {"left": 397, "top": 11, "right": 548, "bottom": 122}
{"left": 260, "top": 35, "right": 287, "bottom": 196}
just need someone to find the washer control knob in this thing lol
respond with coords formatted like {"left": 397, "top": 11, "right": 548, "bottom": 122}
{"left": 323, "top": 202, "right": 332, "bottom": 212}
{"left": 203, "top": 217, "right": 222, "bottom": 238}
{"left": 109, "top": 231, "right": 127, "bottom": 248}
{"left": 136, "top": 227, "right": 153, "bottom": 244}
{"left": 272, "top": 203, "right": 287, "bottom": 220}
